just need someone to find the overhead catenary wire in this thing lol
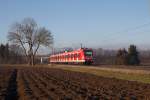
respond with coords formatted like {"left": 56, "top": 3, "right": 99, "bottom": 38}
{"left": 54, "top": 22, "right": 150, "bottom": 50}
{"left": 99, "top": 22, "right": 150, "bottom": 43}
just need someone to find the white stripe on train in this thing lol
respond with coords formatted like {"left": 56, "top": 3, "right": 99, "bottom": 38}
{"left": 50, "top": 60, "right": 85, "bottom": 63}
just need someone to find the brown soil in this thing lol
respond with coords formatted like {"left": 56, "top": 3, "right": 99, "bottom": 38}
{"left": 0, "top": 66, "right": 150, "bottom": 100}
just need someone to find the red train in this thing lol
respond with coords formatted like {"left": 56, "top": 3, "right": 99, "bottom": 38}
{"left": 50, "top": 48, "right": 93, "bottom": 64}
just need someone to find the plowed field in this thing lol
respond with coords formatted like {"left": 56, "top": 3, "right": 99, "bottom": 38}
{"left": 0, "top": 66, "right": 150, "bottom": 100}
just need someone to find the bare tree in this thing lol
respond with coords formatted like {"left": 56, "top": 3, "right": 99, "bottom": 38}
{"left": 8, "top": 18, "right": 53, "bottom": 65}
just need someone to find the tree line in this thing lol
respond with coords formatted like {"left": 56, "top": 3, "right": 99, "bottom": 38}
{"left": 115, "top": 45, "right": 140, "bottom": 65}
{"left": 0, "top": 43, "right": 142, "bottom": 65}
{"left": 94, "top": 45, "right": 141, "bottom": 65}
{"left": 0, "top": 44, "right": 24, "bottom": 64}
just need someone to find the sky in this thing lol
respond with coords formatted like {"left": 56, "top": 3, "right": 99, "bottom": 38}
{"left": 0, "top": 0, "right": 150, "bottom": 50}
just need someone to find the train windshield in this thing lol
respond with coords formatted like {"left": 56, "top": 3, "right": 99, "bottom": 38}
{"left": 84, "top": 50, "right": 93, "bottom": 57}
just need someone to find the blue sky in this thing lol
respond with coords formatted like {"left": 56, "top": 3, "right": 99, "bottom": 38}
{"left": 0, "top": 0, "right": 150, "bottom": 49}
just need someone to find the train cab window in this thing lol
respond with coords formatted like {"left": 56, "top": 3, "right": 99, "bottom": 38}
{"left": 84, "top": 50, "right": 93, "bottom": 57}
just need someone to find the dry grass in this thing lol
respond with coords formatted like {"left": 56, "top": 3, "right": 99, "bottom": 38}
{"left": 49, "top": 64, "right": 150, "bottom": 84}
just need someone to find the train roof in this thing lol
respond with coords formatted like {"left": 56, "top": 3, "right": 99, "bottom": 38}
{"left": 50, "top": 48, "right": 93, "bottom": 57}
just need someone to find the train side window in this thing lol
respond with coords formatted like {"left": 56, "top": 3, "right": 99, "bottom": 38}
{"left": 71, "top": 54, "right": 73, "bottom": 58}
{"left": 76, "top": 54, "right": 79, "bottom": 58}
{"left": 74, "top": 54, "right": 77, "bottom": 58}
{"left": 77, "top": 53, "right": 80, "bottom": 57}
{"left": 66, "top": 55, "right": 68, "bottom": 58}
{"left": 67, "top": 55, "right": 69, "bottom": 58}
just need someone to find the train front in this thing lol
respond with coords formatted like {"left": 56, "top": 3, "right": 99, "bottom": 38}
{"left": 83, "top": 48, "right": 93, "bottom": 64}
